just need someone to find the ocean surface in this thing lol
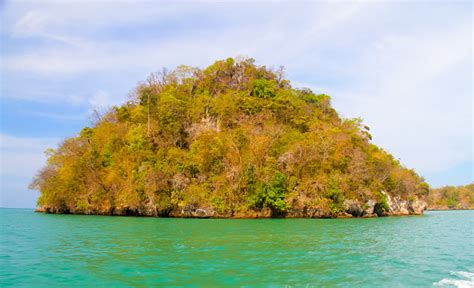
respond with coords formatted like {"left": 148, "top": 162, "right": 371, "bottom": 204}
{"left": 0, "top": 209, "right": 473, "bottom": 287}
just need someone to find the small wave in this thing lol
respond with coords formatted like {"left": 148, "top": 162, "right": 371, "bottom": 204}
{"left": 434, "top": 271, "right": 474, "bottom": 288}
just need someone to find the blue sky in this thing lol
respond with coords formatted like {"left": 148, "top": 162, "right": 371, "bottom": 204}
{"left": 0, "top": 1, "right": 472, "bottom": 208}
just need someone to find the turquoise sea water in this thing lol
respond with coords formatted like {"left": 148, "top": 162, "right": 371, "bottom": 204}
{"left": 1, "top": 209, "right": 473, "bottom": 287}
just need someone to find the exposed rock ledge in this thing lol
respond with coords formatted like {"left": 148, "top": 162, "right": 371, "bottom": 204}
{"left": 36, "top": 192, "right": 426, "bottom": 218}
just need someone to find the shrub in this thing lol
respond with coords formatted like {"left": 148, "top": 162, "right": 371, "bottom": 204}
{"left": 252, "top": 79, "right": 276, "bottom": 99}
{"left": 374, "top": 192, "right": 390, "bottom": 216}
{"left": 252, "top": 171, "right": 287, "bottom": 216}
{"left": 323, "top": 180, "right": 345, "bottom": 215}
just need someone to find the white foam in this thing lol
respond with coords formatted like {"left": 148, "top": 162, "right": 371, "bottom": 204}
{"left": 453, "top": 272, "right": 474, "bottom": 280}
{"left": 434, "top": 271, "right": 474, "bottom": 288}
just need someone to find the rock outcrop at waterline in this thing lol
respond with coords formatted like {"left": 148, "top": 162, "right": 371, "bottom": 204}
{"left": 31, "top": 57, "right": 429, "bottom": 218}
{"left": 36, "top": 193, "right": 427, "bottom": 218}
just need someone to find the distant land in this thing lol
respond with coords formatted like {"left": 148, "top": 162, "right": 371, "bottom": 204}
{"left": 427, "top": 183, "right": 474, "bottom": 210}
{"left": 31, "top": 58, "right": 431, "bottom": 218}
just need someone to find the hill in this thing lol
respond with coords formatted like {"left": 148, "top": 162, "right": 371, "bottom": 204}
{"left": 31, "top": 58, "right": 429, "bottom": 218}
{"left": 427, "top": 183, "right": 474, "bottom": 210}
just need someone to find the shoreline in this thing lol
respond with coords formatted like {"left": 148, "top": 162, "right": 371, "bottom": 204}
{"left": 27, "top": 207, "right": 473, "bottom": 218}
{"left": 426, "top": 208, "right": 473, "bottom": 211}
{"left": 34, "top": 208, "right": 425, "bottom": 219}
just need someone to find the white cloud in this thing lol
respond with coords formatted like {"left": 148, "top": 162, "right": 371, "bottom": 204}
{"left": 2, "top": 2, "right": 370, "bottom": 76}
{"left": 326, "top": 21, "right": 472, "bottom": 174}
{"left": 0, "top": 133, "right": 60, "bottom": 180}
{"left": 0, "top": 1, "right": 472, "bottom": 188}
{"left": 0, "top": 134, "right": 61, "bottom": 207}
{"left": 88, "top": 89, "right": 122, "bottom": 108}
{"left": 0, "top": 133, "right": 60, "bottom": 153}
{"left": 11, "top": 10, "right": 46, "bottom": 37}
{"left": 12, "top": 10, "right": 95, "bottom": 49}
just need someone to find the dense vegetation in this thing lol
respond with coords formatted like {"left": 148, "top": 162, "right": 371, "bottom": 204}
{"left": 427, "top": 183, "right": 474, "bottom": 210}
{"left": 31, "top": 58, "right": 429, "bottom": 217}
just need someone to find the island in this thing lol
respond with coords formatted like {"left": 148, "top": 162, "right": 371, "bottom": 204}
{"left": 31, "top": 57, "right": 430, "bottom": 218}
{"left": 427, "top": 184, "right": 474, "bottom": 210}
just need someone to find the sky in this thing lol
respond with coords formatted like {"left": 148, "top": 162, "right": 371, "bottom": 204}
{"left": 0, "top": 1, "right": 472, "bottom": 208}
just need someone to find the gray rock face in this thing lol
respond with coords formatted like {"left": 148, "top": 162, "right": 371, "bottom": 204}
{"left": 408, "top": 198, "right": 427, "bottom": 215}
{"left": 343, "top": 200, "right": 364, "bottom": 217}
{"left": 364, "top": 199, "right": 376, "bottom": 216}
{"left": 193, "top": 208, "right": 215, "bottom": 218}
{"left": 286, "top": 207, "right": 328, "bottom": 218}
{"left": 138, "top": 203, "right": 159, "bottom": 217}
{"left": 397, "top": 201, "right": 410, "bottom": 215}
{"left": 36, "top": 191, "right": 427, "bottom": 218}
{"left": 382, "top": 191, "right": 426, "bottom": 216}
{"left": 384, "top": 192, "right": 397, "bottom": 213}
{"left": 179, "top": 204, "right": 215, "bottom": 218}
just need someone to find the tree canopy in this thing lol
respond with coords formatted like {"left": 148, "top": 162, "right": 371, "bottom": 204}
{"left": 31, "top": 57, "right": 430, "bottom": 217}
{"left": 427, "top": 184, "right": 474, "bottom": 210}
